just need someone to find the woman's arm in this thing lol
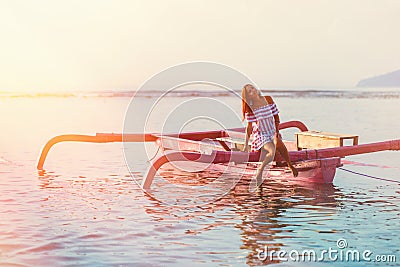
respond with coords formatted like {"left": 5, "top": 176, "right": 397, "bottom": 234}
{"left": 265, "top": 95, "right": 280, "bottom": 133}
{"left": 243, "top": 122, "right": 252, "bottom": 152}
{"left": 274, "top": 113, "right": 280, "bottom": 133}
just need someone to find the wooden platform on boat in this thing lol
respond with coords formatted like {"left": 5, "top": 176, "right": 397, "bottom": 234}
{"left": 295, "top": 131, "right": 359, "bottom": 150}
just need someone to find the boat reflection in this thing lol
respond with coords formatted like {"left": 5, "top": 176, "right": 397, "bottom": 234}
{"left": 144, "top": 172, "right": 343, "bottom": 266}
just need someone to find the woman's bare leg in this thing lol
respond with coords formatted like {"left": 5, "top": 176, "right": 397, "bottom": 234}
{"left": 276, "top": 137, "right": 298, "bottom": 177}
{"left": 255, "top": 141, "right": 276, "bottom": 187}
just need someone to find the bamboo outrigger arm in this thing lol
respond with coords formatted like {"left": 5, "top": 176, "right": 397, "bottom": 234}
{"left": 278, "top": 120, "right": 308, "bottom": 132}
{"left": 142, "top": 150, "right": 261, "bottom": 189}
{"left": 36, "top": 133, "right": 157, "bottom": 170}
{"left": 36, "top": 121, "right": 308, "bottom": 170}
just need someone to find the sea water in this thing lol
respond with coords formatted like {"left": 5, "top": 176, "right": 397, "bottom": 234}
{"left": 0, "top": 89, "right": 399, "bottom": 266}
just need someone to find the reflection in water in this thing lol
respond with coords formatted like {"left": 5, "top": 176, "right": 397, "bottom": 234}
{"left": 234, "top": 180, "right": 340, "bottom": 265}
{"left": 144, "top": 170, "right": 342, "bottom": 266}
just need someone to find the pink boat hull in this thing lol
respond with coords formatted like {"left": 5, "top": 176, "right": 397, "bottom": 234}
{"left": 157, "top": 156, "right": 341, "bottom": 188}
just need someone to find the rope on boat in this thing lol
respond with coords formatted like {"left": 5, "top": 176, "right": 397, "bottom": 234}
{"left": 338, "top": 167, "right": 400, "bottom": 185}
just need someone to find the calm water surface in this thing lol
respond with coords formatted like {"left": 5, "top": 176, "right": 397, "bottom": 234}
{"left": 0, "top": 91, "right": 399, "bottom": 266}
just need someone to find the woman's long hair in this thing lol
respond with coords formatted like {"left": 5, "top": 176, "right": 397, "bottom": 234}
{"left": 241, "top": 84, "right": 253, "bottom": 121}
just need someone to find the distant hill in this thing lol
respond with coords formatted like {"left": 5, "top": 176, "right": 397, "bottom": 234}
{"left": 357, "top": 69, "right": 400, "bottom": 87}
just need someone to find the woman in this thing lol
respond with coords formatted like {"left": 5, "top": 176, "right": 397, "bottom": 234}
{"left": 242, "top": 84, "right": 298, "bottom": 186}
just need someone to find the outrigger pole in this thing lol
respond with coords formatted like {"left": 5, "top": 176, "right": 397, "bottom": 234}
{"left": 36, "top": 133, "right": 157, "bottom": 170}
{"left": 36, "top": 121, "right": 308, "bottom": 171}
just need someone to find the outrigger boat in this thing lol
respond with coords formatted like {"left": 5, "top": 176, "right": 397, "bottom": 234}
{"left": 37, "top": 120, "right": 400, "bottom": 190}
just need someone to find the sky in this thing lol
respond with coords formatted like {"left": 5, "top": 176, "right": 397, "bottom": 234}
{"left": 0, "top": 0, "right": 399, "bottom": 92}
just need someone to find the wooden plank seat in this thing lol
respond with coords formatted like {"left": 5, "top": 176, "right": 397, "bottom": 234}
{"left": 295, "top": 131, "right": 359, "bottom": 150}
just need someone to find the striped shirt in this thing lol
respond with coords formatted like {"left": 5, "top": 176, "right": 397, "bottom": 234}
{"left": 245, "top": 103, "right": 279, "bottom": 151}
